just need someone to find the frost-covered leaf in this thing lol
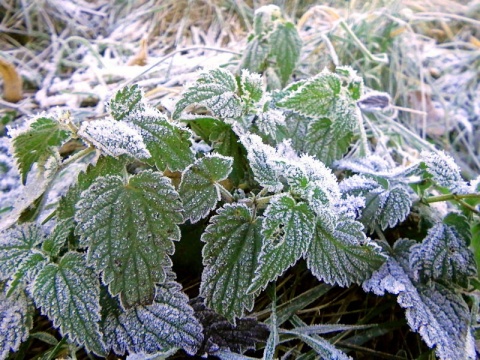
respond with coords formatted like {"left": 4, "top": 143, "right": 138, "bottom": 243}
{"left": 42, "top": 218, "right": 73, "bottom": 257}
{"left": 75, "top": 171, "right": 183, "bottom": 308}
{"left": 443, "top": 212, "right": 471, "bottom": 245}
{"left": 0, "top": 289, "right": 33, "bottom": 360}
{"left": 173, "top": 68, "right": 243, "bottom": 120}
{"left": 239, "top": 134, "right": 282, "bottom": 192}
{"left": 422, "top": 150, "right": 470, "bottom": 194}
{"left": 32, "top": 252, "right": 105, "bottom": 356}
{"left": 336, "top": 66, "right": 364, "bottom": 101}
{"left": 109, "top": 84, "right": 145, "bottom": 121}
{"left": 11, "top": 116, "right": 70, "bottom": 184}
{"left": 277, "top": 71, "right": 342, "bottom": 117}
{"left": 256, "top": 108, "right": 285, "bottom": 138}
{"left": 340, "top": 176, "right": 411, "bottom": 231}
{"left": 102, "top": 271, "right": 203, "bottom": 356}
{"left": 57, "top": 155, "right": 125, "bottom": 220}
{"left": 78, "top": 119, "right": 150, "bottom": 160}
{"left": 363, "top": 239, "right": 476, "bottom": 360}
{"left": 302, "top": 99, "right": 358, "bottom": 165}
{"left": 248, "top": 194, "right": 316, "bottom": 293}
{"left": 239, "top": 38, "right": 269, "bottom": 75}
{"left": 190, "top": 297, "right": 269, "bottom": 355}
{"left": 179, "top": 154, "right": 233, "bottom": 223}
{"left": 240, "top": 70, "right": 263, "bottom": 103}
{"left": 410, "top": 222, "right": 477, "bottom": 286}
{"left": 0, "top": 223, "right": 45, "bottom": 281}
{"left": 269, "top": 22, "right": 302, "bottom": 86}
{"left": 306, "top": 218, "right": 385, "bottom": 286}
{"left": 127, "top": 108, "right": 194, "bottom": 171}
{"left": 201, "top": 204, "right": 263, "bottom": 322}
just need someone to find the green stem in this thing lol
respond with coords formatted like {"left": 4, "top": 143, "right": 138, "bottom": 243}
{"left": 424, "top": 193, "right": 480, "bottom": 203}
{"left": 217, "top": 184, "right": 234, "bottom": 203}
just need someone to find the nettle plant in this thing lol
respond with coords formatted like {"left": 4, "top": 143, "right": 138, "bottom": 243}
{"left": 1, "top": 6, "right": 480, "bottom": 360}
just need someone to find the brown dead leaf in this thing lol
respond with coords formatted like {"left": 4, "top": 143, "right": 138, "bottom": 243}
{"left": 127, "top": 38, "right": 148, "bottom": 66}
{"left": 0, "top": 57, "right": 23, "bottom": 102}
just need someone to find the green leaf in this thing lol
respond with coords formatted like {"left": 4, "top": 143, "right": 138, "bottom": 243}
{"left": 0, "top": 223, "right": 45, "bottom": 281}
{"left": 32, "top": 252, "right": 105, "bottom": 356}
{"left": 11, "top": 117, "right": 70, "bottom": 184}
{"left": 173, "top": 68, "right": 243, "bottom": 120}
{"left": 410, "top": 222, "right": 477, "bottom": 287}
{"left": 303, "top": 99, "right": 358, "bottom": 165}
{"left": 269, "top": 22, "right": 302, "bottom": 86}
{"left": 0, "top": 289, "right": 33, "bottom": 360}
{"left": 248, "top": 194, "right": 316, "bottom": 293}
{"left": 376, "top": 185, "right": 412, "bottom": 230}
{"left": 364, "top": 239, "right": 476, "bottom": 360}
{"left": 109, "top": 84, "right": 145, "bottom": 121}
{"left": 128, "top": 109, "right": 194, "bottom": 171}
{"left": 78, "top": 119, "right": 150, "bottom": 160}
{"left": 75, "top": 170, "right": 183, "bottom": 308}
{"left": 57, "top": 155, "right": 125, "bottom": 220}
{"left": 306, "top": 218, "right": 385, "bottom": 286}
{"left": 42, "top": 218, "right": 74, "bottom": 257}
{"left": 277, "top": 71, "right": 342, "bottom": 117}
{"left": 102, "top": 271, "right": 203, "bottom": 356}
{"left": 443, "top": 213, "right": 471, "bottom": 245}
{"left": 200, "top": 204, "right": 263, "bottom": 322}
{"left": 422, "top": 150, "right": 469, "bottom": 194}
{"left": 179, "top": 154, "right": 233, "bottom": 223}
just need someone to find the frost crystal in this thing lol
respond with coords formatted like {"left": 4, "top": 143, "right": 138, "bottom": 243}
{"left": 422, "top": 150, "right": 470, "bottom": 194}
{"left": 257, "top": 109, "right": 285, "bottom": 138}
{"left": 363, "top": 239, "right": 476, "bottom": 360}
{"left": 78, "top": 118, "right": 151, "bottom": 159}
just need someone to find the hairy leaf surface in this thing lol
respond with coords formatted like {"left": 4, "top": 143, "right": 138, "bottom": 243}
{"left": 78, "top": 119, "right": 150, "bottom": 160}
{"left": 240, "top": 70, "right": 263, "bottom": 103}
{"left": 75, "top": 171, "right": 183, "bottom": 308}
{"left": 0, "top": 289, "right": 33, "bottom": 360}
{"left": 422, "top": 150, "right": 470, "bottom": 193}
{"left": 32, "top": 252, "right": 105, "bottom": 355}
{"left": 11, "top": 117, "right": 70, "bottom": 184}
{"left": 102, "top": 272, "right": 203, "bottom": 356}
{"left": 201, "top": 204, "right": 263, "bottom": 321}
{"left": 306, "top": 218, "right": 385, "bottom": 286}
{"left": 248, "top": 194, "right": 316, "bottom": 293}
{"left": 363, "top": 239, "right": 476, "bottom": 360}
{"left": 410, "top": 223, "right": 477, "bottom": 286}
{"left": 173, "top": 68, "right": 243, "bottom": 120}
{"left": 42, "top": 218, "right": 73, "bottom": 257}
{"left": 179, "top": 154, "right": 233, "bottom": 223}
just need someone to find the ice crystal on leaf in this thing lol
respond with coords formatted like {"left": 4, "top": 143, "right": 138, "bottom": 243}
{"left": 306, "top": 218, "right": 385, "bottom": 286}
{"left": 173, "top": 68, "right": 243, "bottom": 120}
{"left": 240, "top": 70, "right": 263, "bottom": 103}
{"left": 75, "top": 171, "right": 183, "bottom": 308}
{"left": 179, "top": 154, "right": 233, "bottom": 223}
{"left": 363, "top": 239, "right": 476, "bottom": 360}
{"left": 78, "top": 119, "right": 150, "bottom": 160}
{"left": 422, "top": 150, "right": 470, "bottom": 194}
{"left": 239, "top": 134, "right": 283, "bottom": 192}
{"left": 201, "top": 204, "right": 263, "bottom": 322}
{"left": 256, "top": 108, "right": 285, "bottom": 138}
{"left": 269, "top": 22, "right": 302, "bottom": 86}
{"left": 10, "top": 116, "right": 70, "bottom": 184}
{"left": 410, "top": 222, "right": 476, "bottom": 286}
{"left": 41, "top": 218, "right": 74, "bottom": 257}
{"left": 109, "top": 84, "right": 145, "bottom": 121}
{"left": 32, "top": 252, "right": 106, "bottom": 356}
{"left": 0, "top": 223, "right": 47, "bottom": 288}
{"left": 340, "top": 175, "right": 411, "bottom": 231}
{"left": 127, "top": 107, "right": 194, "bottom": 171}
{"left": 0, "top": 289, "right": 33, "bottom": 360}
{"left": 248, "top": 194, "right": 316, "bottom": 293}
{"left": 102, "top": 270, "right": 203, "bottom": 356}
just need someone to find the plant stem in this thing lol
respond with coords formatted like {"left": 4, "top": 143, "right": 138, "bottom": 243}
{"left": 424, "top": 193, "right": 480, "bottom": 215}
{"left": 217, "top": 183, "right": 234, "bottom": 203}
